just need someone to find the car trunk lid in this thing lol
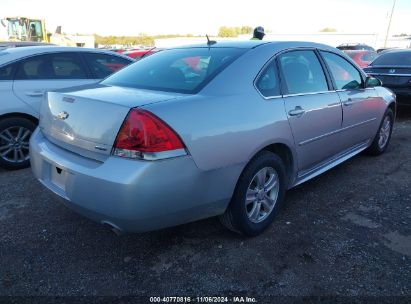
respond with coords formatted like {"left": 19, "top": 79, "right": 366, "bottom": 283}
{"left": 365, "top": 66, "right": 411, "bottom": 87}
{"left": 39, "top": 84, "right": 183, "bottom": 161}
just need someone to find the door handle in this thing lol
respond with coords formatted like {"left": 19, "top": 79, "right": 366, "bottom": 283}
{"left": 343, "top": 98, "right": 354, "bottom": 106}
{"left": 288, "top": 106, "right": 305, "bottom": 117}
{"left": 26, "top": 91, "right": 44, "bottom": 97}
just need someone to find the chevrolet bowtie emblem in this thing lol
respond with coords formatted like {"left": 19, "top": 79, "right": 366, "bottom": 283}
{"left": 57, "top": 111, "right": 69, "bottom": 120}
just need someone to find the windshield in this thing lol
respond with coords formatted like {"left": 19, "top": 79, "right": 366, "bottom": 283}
{"left": 102, "top": 47, "right": 246, "bottom": 94}
{"left": 371, "top": 51, "right": 411, "bottom": 66}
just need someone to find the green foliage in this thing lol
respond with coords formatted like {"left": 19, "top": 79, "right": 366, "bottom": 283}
{"left": 95, "top": 34, "right": 154, "bottom": 46}
{"left": 218, "top": 26, "right": 253, "bottom": 37}
{"left": 240, "top": 26, "right": 253, "bottom": 34}
{"left": 218, "top": 26, "right": 237, "bottom": 37}
{"left": 319, "top": 27, "right": 337, "bottom": 32}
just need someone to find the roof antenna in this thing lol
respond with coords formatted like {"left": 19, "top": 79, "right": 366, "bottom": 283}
{"left": 206, "top": 34, "right": 216, "bottom": 47}
{"left": 140, "top": 45, "right": 157, "bottom": 60}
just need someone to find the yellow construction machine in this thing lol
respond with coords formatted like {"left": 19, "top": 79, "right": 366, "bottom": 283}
{"left": 1, "top": 17, "right": 49, "bottom": 42}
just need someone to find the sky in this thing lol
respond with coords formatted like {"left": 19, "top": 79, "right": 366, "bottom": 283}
{"left": 1, "top": 0, "right": 410, "bottom": 37}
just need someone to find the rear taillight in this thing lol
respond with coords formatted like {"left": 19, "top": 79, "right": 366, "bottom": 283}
{"left": 112, "top": 109, "right": 186, "bottom": 160}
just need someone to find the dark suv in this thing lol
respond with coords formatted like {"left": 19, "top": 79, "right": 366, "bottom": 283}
{"left": 364, "top": 49, "right": 411, "bottom": 104}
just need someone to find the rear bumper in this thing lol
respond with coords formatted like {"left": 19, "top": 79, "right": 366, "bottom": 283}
{"left": 30, "top": 128, "right": 239, "bottom": 233}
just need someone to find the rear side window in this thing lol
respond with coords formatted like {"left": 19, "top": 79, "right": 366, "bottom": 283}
{"left": 371, "top": 51, "right": 411, "bottom": 66}
{"left": 256, "top": 62, "right": 280, "bottom": 97}
{"left": 102, "top": 48, "right": 246, "bottom": 94}
{"left": 0, "top": 63, "right": 15, "bottom": 80}
{"left": 83, "top": 53, "right": 132, "bottom": 79}
{"left": 278, "top": 50, "right": 328, "bottom": 95}
{"left": 15, "top": 53, "right": 87, "bottom": 80}
{"left": 320, "top": 51, "right": 363, "bottom": 90}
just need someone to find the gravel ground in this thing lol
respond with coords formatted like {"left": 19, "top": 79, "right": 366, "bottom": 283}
{"left": 0, "top": 107, "right": 410, "bottom": 301}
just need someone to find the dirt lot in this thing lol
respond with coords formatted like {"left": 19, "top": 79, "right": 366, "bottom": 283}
{"left": 0, "top": 107, "right": 410, "bottom": 301}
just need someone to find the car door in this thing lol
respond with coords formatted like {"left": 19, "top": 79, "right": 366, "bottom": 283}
{"left": 319, "top": 51, "right": 381, "bottom": 149}
{"left": 278, "top": 49, "right": 343, "bottom": 174}
{"left": 0, "top": 62, "right": 20, "bottom": 115}
{"left": 12, "top": 52, "right": 96, "bottom": 115}
{"left": 81, "top": 52, "right": 133, "bottom": 81}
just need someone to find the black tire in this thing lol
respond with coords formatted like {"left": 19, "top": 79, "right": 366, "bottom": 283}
{"left": 0, "top": 117, "right": 36, "bottom": 170}
{"left": 366, "top": 108, "right": 394, "bottom": 156}
{"left": 220, "top": 151, "right": 287, "bottom": 236}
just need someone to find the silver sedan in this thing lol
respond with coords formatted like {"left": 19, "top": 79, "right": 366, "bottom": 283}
{"left": 30, "top": 41, "right": 396, "bottom": 236}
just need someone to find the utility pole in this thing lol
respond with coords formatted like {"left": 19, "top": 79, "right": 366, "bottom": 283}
{"left": 384, "top": 0, "right": 397, "bottom": 48}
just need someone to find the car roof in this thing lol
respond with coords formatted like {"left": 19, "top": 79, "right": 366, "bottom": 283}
{"left": 173, "top": 40, "right": 269, "bottom": 49}
{"left": 0, "top": 46, "right": 134, "bottom": 66}
{"left": 170, "top": 40, "right": 338, "bottom": 52}
{"left": 377, "top": 48, "right": 411, "bottom": 54}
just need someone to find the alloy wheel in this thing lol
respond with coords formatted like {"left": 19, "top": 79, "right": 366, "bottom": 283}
{"left": 245, "top": 166, "right": 280, "bottom": 223}
{"left": 0, "top": 126, "right": 32, "bottom": 164}
{"left": 378, "top": 116, "right": 391, "bottom": 149}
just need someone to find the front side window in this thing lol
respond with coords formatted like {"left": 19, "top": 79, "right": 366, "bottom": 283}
{"left": 278, "top": 50, "right": 328, "bottom": 95}
{"left": 83, "top": 53, "right": 132, "bottom": 79}
{"left": 0, "top": 64, "right": 15, "bottom": 80}
{"left": 256, "top": 62, "right": 280, "bottom": 97}
{"left": 321, "top": 51, "right": 363, "bottom": 90}
{"left": 15, "top": 55, "right": 50, "bottom": 79}
{"left": 15, "top": 53, "right": 87, "bottom": 80}
{"left": 52, "top": 54, "right": 87, "bottom": 79}
{"left": 102, "top": 48, "right": 246, "bottom": 94}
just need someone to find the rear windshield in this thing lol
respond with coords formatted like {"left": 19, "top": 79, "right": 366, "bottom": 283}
{"left": 361, "top": 52, "right": 378, "bottom": 62}
{"left": 338, "top": 45, "right": 374, "bottom": 51}
{"left": 371, "top": 51, "right": 411, "bottom": 66}
{"left": 102, "top": 47, "right": 246, "bottom": 94}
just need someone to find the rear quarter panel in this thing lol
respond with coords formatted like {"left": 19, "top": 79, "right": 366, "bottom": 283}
{"left": 144, "top": 92, "right": 295, "bottom": 172}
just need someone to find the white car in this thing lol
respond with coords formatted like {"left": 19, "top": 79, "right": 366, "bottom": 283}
{"left": 0, "top": 46, "right": 134, "bottom": 169}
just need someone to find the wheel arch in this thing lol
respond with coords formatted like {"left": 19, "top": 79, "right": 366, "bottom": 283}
{"left": 261, "top": 143, "right": 295, "bottom": 188}
{"left": 388, "top": 101, "right": 396, "bottom": 118}
{"left": 238, "top": 141, "right": 296, "bottom": 190}
{"left": 0, "top": 112, "right": 39, "bottom": 125}
{"left": 221, "top": 142, "right": 294, "bottom": 235}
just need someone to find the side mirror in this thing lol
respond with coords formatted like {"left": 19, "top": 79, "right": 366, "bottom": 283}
{"left": 365, "top": 76, "right": 382, "bottom": 88}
